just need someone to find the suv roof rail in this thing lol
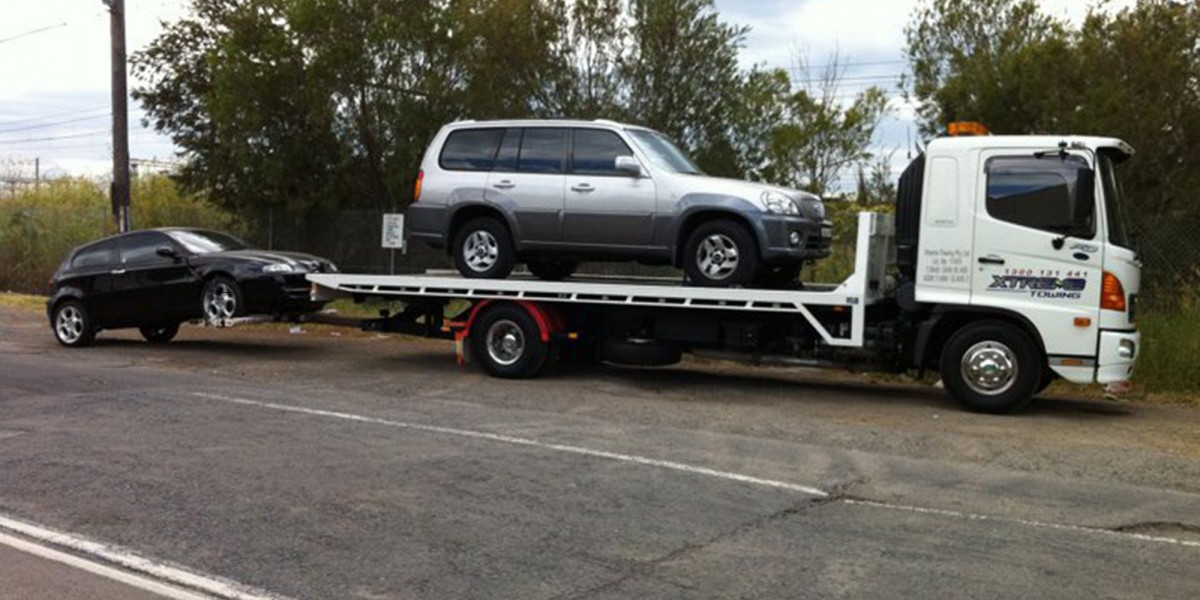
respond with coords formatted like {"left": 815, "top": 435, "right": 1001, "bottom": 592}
{"left": 592, "top": 119, "right": 622, "bottom": 126}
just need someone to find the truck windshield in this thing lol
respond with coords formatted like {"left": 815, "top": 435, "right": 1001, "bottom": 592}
{"left": 1099, "top": 151, "right": 1134, "bottom": 250}
{"left": 626, "top": 129, "right": 703, "bottom": 175}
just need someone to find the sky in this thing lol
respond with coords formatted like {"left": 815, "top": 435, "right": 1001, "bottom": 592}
{"left": 0, "top": 0, "right": 1135, "bottom": 184}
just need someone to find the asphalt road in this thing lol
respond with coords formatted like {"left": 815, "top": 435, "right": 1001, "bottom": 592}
{"left": 1, "top": 305, "right": 1198, "bottom": 599}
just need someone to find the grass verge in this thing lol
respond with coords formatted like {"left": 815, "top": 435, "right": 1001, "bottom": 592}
{"left": 0, "top": 292, "right": 47, "bottom": 312}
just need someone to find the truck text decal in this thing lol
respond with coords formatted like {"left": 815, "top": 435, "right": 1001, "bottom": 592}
{"left": 988, "top": 275, "right": 1087, "bottom": 300}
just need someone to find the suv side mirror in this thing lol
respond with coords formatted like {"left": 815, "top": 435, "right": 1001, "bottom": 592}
{"left": 614, "top": 155, "right": 643, "bottom": 177}
{"left": 156, "top": 246, "right": 180, "bottom": 260}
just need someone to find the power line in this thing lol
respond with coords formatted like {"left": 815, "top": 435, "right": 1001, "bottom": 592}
{"left": 0, "top": 22, "right": 68, "bottom": 45}
{"left": 0, "top": 112, "right": 113, "bottom": 134}
{"left": 0, "top": 128, "right": 163, "bottom": 146}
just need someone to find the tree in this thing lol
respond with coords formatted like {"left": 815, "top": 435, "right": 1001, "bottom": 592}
{"left": 620, "top": 0, "right": 749, "bottom": 176}
{"left": 761, "top": 57, "right": 890, "bottom": 196}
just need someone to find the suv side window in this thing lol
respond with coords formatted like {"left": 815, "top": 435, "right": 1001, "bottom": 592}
{"left": 72, "top": 239, "right": 118, "bottom": 269}
{"left": 571, "top": 129, "right": 633, "bottom": 176}
{"left": 492, "top": 128, "right": 522, "bottom": 172}
{"left": 120, "top": 232, "right": 173, "bottom": 264}
{"left": 985, "top": 155, "right": 1094, "bottom": 237}
{"left": 439, "top": 128, "right": 505, "bottom": 171}
{"left": 518, "top": 128, "right": 567, "bottom": 174}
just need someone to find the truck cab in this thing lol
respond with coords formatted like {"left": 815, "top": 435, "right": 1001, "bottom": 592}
{"left": 896, "top": 129, "right": 1139, "bottom": 407}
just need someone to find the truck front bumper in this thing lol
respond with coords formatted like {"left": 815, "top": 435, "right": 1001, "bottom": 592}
{"left": 1095, "top": 329, "right": 1140, "bottom": 384}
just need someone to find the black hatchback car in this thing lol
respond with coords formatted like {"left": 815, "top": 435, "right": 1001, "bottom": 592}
{"left": 47, "top": 228, "right": 337, "bottom": 347}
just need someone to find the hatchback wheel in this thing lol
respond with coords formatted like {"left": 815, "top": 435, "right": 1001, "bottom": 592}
{"left": 453, "top": 217, "right": 516, "bottom": 279}
{"left": 203, "top": 277, "right": 244, "bottom": 323}
{"left": 53, "top": 300, "right": 96, "bottom": 347}
{"left": 683, "top": 220, "right": 760, "bottom": 287}
{"left": 140, "top": 322, "right": 181, "bottom": 343}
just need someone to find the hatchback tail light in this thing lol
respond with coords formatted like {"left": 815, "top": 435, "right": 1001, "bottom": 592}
{"left": 1101, "top": 271, "right": 1126, "bottom": 312}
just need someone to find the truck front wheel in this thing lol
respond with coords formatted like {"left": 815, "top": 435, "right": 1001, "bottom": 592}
{"left": 939, "top": 320, "right": 1043, "bottom": 414}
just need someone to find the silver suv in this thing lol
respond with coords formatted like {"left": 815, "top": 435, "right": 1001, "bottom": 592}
{"left": 407, "top": 119, "right": 831, "bottom": 287}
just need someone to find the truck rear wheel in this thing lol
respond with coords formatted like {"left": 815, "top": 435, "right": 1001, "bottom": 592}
{"left": 939, "top": 320, "right": 1042, "bottom": 414}
{"left": 470, "top": 303, "right": 550, "bottom": 378}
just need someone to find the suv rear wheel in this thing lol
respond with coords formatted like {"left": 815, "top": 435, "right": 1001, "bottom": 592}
{"left": 683, "top": 220, "right": 760, "bottom": 287}
{"left": 454, "top": 217, "right": 516, "bottom": 279}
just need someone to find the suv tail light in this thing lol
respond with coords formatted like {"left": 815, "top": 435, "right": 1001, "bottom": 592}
{"left": 1101, "top": 271, "right": 1126, "bottom": 312}
{"left": 414, "top": 170, "right": 424, "bottom": 201}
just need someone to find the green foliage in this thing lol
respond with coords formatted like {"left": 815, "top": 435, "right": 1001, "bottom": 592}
{"left": 1134, "top": 297, "right": 1200, "bottom": 397}
{"left": 133, "top": 0, "right": 891, "bottom": 215}
{"left": 802, "top": 200, "right": 896, "bottom": 284}
{"left": 0, "top": 177, "right": 235, "bottom": 294}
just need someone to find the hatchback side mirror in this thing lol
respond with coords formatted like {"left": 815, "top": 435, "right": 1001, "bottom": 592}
{"left": 156, "top": 246, "right": 180, "bottom": 259}
{"left": 614, "top": 155, "right": 643, "bottom": 177}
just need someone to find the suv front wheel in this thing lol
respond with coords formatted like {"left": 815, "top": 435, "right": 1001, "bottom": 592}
{"left": 683, "top": 220, "right": 760, "bottom": 287}
{"left": 453, "top": 217, "right": 516, "bottom": 279}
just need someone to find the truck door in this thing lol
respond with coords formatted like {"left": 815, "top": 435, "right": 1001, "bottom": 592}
{"left": 971, "top": 152, "right": 1102, "bottom": 360}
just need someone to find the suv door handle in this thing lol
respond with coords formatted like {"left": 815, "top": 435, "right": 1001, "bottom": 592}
{"left": 570, "top": 183, "right": 594, "bottom": 193}
{"left": 977, "top": 256, "right": 1005, "bottom": 266}
{"left": 110, "top": 268, "right": 127, "bottom": 275}
{"left": 492, "top": 180, "right": 515, "bottom": 190}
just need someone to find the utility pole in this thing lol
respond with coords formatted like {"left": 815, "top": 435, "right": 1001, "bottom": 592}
{"left": 34, "top": 158, "right": 40, "bottom": 189}
{"left": 104, "top": 0, "right": 131, "bottom": 233}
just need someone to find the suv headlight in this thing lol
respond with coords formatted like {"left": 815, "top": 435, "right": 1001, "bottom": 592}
{"left": 801, "top": 198, "right": 826, "bottom": 221}
{"left": 262, "top": 263, "right": 294, "bottom": 274}
{"left": 761, "top": 191, "right": 799, "bottom": 215}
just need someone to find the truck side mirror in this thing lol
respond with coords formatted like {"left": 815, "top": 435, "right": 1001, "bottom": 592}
{"left": 1072, "top": 168, "right": 1096, "bottom": 237}
{"left": 614, "top": 155, "right": 643, "bottom": 177}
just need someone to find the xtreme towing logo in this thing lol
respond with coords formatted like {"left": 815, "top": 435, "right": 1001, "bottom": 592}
{"left": 988, "top": 274, "right": 1087, "bottom": 300}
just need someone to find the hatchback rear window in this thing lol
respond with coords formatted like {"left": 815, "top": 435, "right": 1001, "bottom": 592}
{"left": 439, "top": 129, "right": 505, "bottom": 171}
{"left": 72, "top": 239, "right": 117, "bottom": 268}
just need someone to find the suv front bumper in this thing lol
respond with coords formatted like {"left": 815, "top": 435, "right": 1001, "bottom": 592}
{"left": 759, "top": 216, "right": 833, "bottom": 262}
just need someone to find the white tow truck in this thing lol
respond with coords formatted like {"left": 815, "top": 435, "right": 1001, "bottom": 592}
{"left": 309, "top": 126, "right": 1141, "bottom": 413}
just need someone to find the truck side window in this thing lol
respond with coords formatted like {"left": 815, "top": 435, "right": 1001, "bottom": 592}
{"left": 439, "top": 129, "right": 505, "bottom": 171}
{"left": 985, "top": 156, "right": 1094, "bottom": 238}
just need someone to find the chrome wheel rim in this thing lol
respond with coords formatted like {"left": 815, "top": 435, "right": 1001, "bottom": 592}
{"left": 960, "top": 341, "right": 1018, "bottom": 396}
{"left": 204, "top": 282, "right": 238, "bottom": 321}
{"left": 485, "top": 319, "right": 524, "bottom": 366}
{"left": 55, "top": 305, "right": 84, "bottom": 344}
{"left": 696, "top": 233, "right": 740, "bottom": 280}
{"left": 463, "top": 230, "right": 499, "bottom": 273}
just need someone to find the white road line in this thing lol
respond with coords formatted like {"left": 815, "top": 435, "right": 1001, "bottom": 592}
{"left": 844, "top": 499, "right": 1200, "bottom": 549}
{"left": 192, "top": 391, "right": 1200, "bottom": 551}
{"left": 191, "top": 392, "right": 829, "bottom": 497}
{"left": 0, "top": 530, "right": 216, "bottom": 600}
{"left": 0, "top": 515, "right": 293, "bottom": 600}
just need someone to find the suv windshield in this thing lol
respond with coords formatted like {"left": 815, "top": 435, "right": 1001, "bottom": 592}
{"left": 1099, "top": 151, "right": 1134, "bottom": 250}
{"left": 626, "top": 129, "right": 703, "bottom": 175}
{"left": 166, "top": 230, "right": 250, "bottom": 254}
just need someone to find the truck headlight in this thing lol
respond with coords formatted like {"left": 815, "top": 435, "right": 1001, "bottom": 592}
{"left": 262, "top": 263, "right": 295, "bottom": 274}
{"left": 762, "top": 191, "right": 799, "bottom": 215}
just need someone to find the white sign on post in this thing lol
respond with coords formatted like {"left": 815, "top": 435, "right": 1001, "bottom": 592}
{"left": 382, "top": 214, "right": 405, "bottom": 250}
